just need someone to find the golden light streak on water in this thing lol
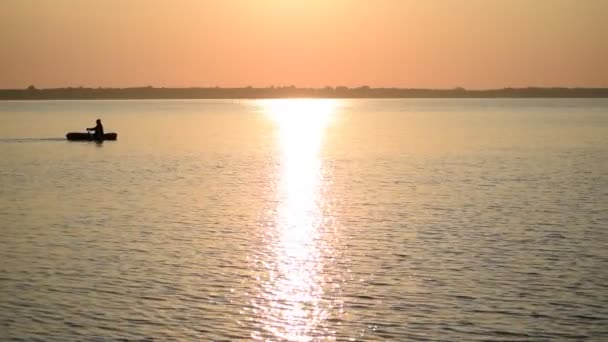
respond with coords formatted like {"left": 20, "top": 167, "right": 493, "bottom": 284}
{"left": 254, "top": 99, "right": 338, "bottom": 341}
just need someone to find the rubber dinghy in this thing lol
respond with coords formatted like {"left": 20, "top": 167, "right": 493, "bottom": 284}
{"left": 66, "top": 132, "right": 118, "bottom": 141}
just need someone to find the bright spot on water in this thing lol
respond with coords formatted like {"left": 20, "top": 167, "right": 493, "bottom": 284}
{"left": 254, "top": 99, "right": 338, "bottom": 340}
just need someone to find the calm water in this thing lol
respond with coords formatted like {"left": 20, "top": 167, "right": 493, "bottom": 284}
{"left": 1, "top": 99, "right": 607, "bottom": 341}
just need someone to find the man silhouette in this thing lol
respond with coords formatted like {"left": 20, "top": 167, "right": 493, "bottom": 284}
{"left": 87, "top": 119, "right": 104, "bottom": 142}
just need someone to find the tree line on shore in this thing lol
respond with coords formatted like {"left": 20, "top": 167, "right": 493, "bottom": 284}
{"left": 1, "top": 85, "right": 607, "bottom": 100}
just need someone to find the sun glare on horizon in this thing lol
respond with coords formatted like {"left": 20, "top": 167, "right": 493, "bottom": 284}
{"left": 262, "top": 99, "right": 337, "bottom": 152}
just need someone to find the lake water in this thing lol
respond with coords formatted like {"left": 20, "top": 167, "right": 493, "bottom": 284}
{"left": 1, "top": 99, "right": 607, "bottom": 341}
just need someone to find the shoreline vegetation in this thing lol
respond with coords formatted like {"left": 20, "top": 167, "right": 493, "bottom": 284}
{"left": 1, "top": 86, "right": 607, "bottom": 100}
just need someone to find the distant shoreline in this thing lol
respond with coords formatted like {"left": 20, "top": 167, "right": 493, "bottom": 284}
{"left": 1, "top": 86, "right": 607, "bottom": 100}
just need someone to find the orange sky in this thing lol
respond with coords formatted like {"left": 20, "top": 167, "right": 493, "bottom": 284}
{"left": 1, "top": 0, "right": 607, "bottom": 89}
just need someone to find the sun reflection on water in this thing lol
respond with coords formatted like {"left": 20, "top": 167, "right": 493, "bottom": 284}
{"left": 253, "top": 99, "right": 337, "bottom": 341}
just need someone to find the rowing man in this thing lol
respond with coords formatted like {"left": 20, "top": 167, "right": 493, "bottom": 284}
{"left": 87, "top": 119, "right": 104, "bottom": 142}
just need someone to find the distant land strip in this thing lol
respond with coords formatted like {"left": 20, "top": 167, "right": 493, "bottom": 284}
{"left": 1, "top": 86, "right": 608, "bottom": 100}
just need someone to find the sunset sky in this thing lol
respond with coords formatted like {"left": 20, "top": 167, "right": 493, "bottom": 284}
{"left": 1, "top": 0, "right": 607, "bottom": 89}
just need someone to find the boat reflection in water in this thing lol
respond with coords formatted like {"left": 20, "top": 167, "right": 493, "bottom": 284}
{"left": 251, "top": 99, "right": 339, "bottom": 341}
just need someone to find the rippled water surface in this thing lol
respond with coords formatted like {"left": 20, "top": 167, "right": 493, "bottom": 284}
{"left": 1, "top": 99, "right": 607, "bottom": 340}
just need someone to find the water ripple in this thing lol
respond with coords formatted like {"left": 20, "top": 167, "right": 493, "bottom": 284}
{"left": 1, "top": 99, "right": 607, "bottom": 340}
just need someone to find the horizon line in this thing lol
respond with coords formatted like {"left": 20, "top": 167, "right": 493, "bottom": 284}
{"left": 2, "top": 86, "right": 607, "bottom": 100}
{"left": 4, "top": 85, "right": 608, "bottom": 91}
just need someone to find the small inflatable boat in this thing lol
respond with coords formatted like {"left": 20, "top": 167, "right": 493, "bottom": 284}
{"left": 66, "top": 132, "right": 118, "bottom": 141}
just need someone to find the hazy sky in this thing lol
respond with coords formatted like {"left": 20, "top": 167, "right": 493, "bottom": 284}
{"left": 1, "top": 0, "right": 607, "bottom": 89}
